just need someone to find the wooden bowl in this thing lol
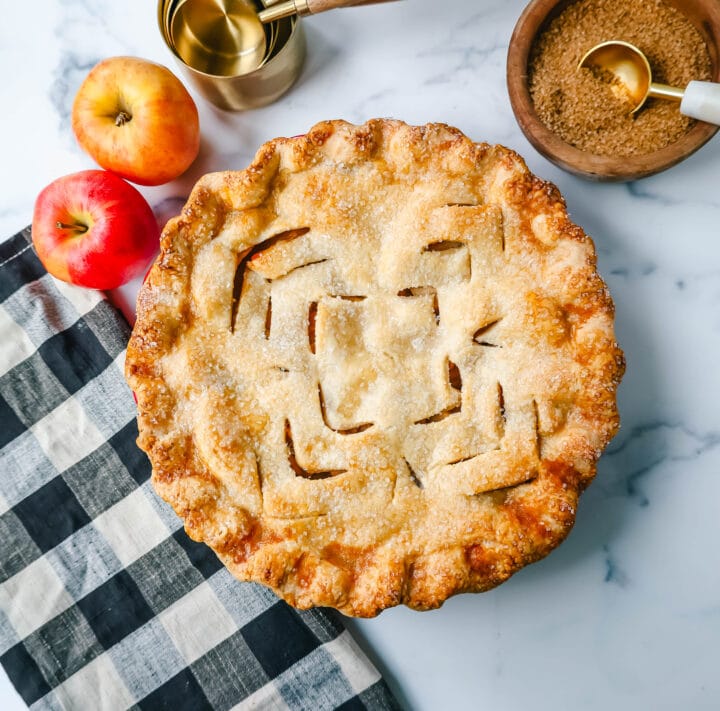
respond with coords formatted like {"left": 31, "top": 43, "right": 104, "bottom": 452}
{"left": 507, "top": 0, "right": 720, "bottom": 181}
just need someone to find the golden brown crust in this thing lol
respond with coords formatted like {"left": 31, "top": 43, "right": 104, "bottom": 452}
{"left": 125, "top": 119, "right": 624, "bottom": 617}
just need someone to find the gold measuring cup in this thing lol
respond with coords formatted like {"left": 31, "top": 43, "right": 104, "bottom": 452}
{"left": 578, "top": 40, "right": 720, "bottom": 124}
{"left": 158, "top": 0, "right": 305, "bottom": 110}
{"left": 171, "top": 0, "right": 269, "bottom": 76}
{"left": 170, "top": 0, "right": 397, "bottom": 76}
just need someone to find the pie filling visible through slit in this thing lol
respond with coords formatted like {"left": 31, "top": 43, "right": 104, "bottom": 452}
{"left": 125, "top": 119, "right": 624, "bottom": 617}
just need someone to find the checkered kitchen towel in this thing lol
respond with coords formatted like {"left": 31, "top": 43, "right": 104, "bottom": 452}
{"left": 0, "top": 227, "right": 399, "bottom": 710}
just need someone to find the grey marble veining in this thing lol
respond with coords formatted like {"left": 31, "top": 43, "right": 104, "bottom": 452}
{"left": 2, "top": 0, "right": 720, "bottom": 709}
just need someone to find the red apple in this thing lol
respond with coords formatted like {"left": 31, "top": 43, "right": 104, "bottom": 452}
{"left": 32, "top": 170, "right": 159, "bottom": 289}
{"left": 72, "top": 56, "right": 200, "bottom": 186}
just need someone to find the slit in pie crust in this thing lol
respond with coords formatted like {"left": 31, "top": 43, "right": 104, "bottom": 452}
{"left": 125, "top": 119, "right": 624, "bottom": 617}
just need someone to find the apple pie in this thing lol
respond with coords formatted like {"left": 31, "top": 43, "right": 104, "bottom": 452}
{"left": 126, "top": 119, "right": 624, "bottom": 617}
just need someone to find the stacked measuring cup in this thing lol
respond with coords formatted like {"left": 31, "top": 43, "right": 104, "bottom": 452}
{"left": 157, "top": 0, "right": 306, "bottom": 111}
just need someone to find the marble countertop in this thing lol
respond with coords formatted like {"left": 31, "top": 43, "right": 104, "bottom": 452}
{"left": 2, "top": 0, "right": 720, "bottom": 708}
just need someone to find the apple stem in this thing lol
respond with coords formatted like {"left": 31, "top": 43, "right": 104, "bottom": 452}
{"left": 56, "top": 220, "right": 88, "bottom": 234}
{"left": 115, "top": 111, "right": 132, "bottom": 127}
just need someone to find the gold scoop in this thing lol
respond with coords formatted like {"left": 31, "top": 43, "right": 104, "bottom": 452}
{"left": 578, "top": 40, "right": 720, "bottom": 124}
{"left": 172, "top": 0, "right": 396, "bottom": 77}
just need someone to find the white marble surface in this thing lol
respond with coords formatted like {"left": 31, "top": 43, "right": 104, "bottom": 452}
{"left": 2, "top": 0, "right": 720, "bottom": 709}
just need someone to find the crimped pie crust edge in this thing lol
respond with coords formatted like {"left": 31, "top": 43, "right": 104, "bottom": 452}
{"left": 125, "top": 119, "right": 624, "bottom": 617}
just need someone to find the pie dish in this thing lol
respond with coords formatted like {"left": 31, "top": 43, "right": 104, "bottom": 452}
{"left": 125, "top": 119, "right": 624, "bottom": 617}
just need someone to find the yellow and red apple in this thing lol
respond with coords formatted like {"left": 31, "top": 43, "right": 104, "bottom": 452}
{"left": 32, "top": 170, "right": 159, "bottom": 289}
{"left": 72, "top": 56, "right": 200, "bottom": 186}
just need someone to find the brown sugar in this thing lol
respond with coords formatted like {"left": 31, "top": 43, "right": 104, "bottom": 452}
{"left": 528, "top": 0, "right": 712, "bottom": 156}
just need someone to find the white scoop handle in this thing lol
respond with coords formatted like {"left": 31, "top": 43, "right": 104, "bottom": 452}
{"left": 680, "top": 81, "right": 720, "bottom": 125}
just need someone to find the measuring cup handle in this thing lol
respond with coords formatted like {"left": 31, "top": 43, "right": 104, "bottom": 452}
{"left": 680, "top": 81, "right": 720, "bottom": 126}
{"left": 307, "top": 0, "right": 398, "bottom": 14}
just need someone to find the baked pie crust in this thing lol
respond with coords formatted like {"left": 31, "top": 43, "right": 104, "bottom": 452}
{"left": 126, "top": 119, "right": 624, "bottom": 617}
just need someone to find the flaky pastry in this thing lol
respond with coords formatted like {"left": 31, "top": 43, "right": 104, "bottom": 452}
{"left": 126, "top": 119, "right": 624, "bottom": 617}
